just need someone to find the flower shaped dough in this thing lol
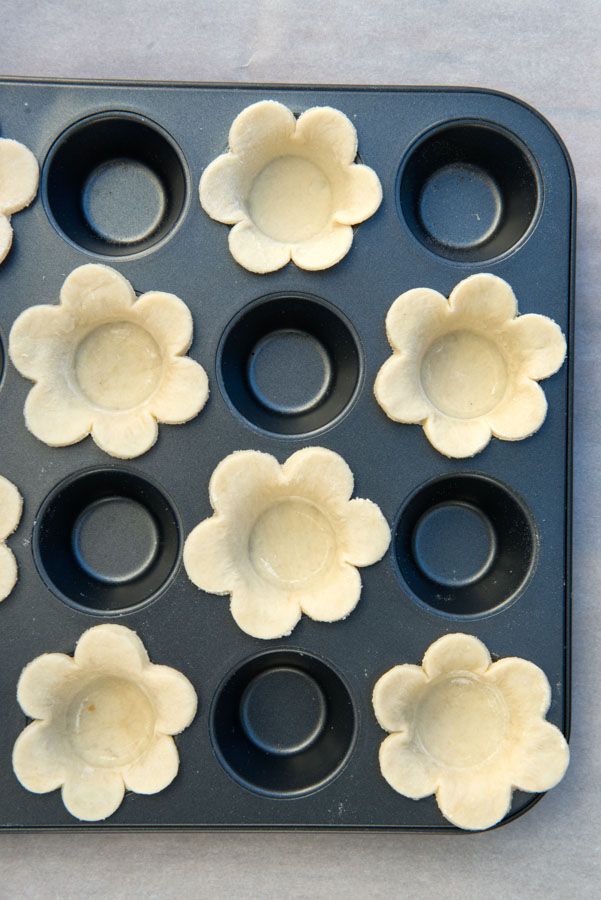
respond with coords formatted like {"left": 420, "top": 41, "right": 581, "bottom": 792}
{"left": 13, "top": 624, "right": 198, "bottom": 821}
{"left": 374, "top": 274, "right": 567, "bottom": 458}
{"left": 183, "top": 447, "right": 391, "bottom": 639}
{"left": 0, "top": 137, "right": 39, "bottom": 264}
{"left": 200, "top": 100, "right": 382, "bottom": 273}
{"left": 0, "top": 475, "right": 23, "bottom": 601}
{"left": 9, "top": 264, "right": 209, "bottom": 459}
{"left": 373, "top": 633, "right": 569, "bottom": 830}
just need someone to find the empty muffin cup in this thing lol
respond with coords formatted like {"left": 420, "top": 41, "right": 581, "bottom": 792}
{"left": 395, "top": 474, "right": 536, "bottom": 616}
{"left": 218, "top": 293, "right": 362, "bottom": 436}
{"left": 211, "top": 649, "right": 356, "bottom": 796}
{"left": 43, "top": 112, "right": 188, "bottom": 256}
{"left": 398, "top": 121, "right": 539, "bottom": 261}
{"left": 33, "top": 469, "right": 181, "bottom": 614}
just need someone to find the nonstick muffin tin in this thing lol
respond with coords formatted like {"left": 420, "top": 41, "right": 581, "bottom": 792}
{"left": 0, "top": 79, "right": 574, "bottom": 831}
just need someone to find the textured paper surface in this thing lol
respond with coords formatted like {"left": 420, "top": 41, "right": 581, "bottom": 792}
{"left": 0, "top": 0, "right": 599, "bottom": 896}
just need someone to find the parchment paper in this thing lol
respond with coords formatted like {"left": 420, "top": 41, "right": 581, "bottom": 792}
{"left": 0, "top": 1, "right": 599, "bottom": 896}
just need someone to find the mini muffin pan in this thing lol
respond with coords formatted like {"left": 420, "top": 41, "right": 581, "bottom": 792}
{"left": 0, "top": 79, "right": 574, "bottom": 831}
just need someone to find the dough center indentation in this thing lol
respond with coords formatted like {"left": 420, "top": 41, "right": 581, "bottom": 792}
{"left": 249, "top": 497, "right": 336, "bottom": 587}
{"left": 75, "top": 321, "right": 163, "bottom": 410}
{"left": 416, "top": 672, "right": 508, "bottom": 768}
{"left": 67, "top": 676, "right": 155, "bottom": 768}
{"left": 248, "top": 156, "right": 333, "bottom": 243}
{"left": 420, "top": 330, "right": 508, "bottom": 419}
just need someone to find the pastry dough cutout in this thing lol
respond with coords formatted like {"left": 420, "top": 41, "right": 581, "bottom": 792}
{"left": 372, "top": 633, "right": 569, "bottom": 830}
{"left": 0, "top": 475, "right": 23, "bottom": 602}
{"left": 374, "top": 274, "right": 567, "bottom": 458}
{"left": 199, "top": 101, "right": 382, "bottom": 273}
{"left": 13, "top": 624, "right": 197, "bottom": 821}
{"left": 183, "top": 447, "right": 391, "bottom": 639}
{"left": 9, "top": 264, "right": 209, "bottom": 459}
{"left": 0, "top": 138, "right": 39, "bottom": 264}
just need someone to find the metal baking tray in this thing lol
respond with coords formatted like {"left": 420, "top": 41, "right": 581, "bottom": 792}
{"left": 0, "top": 78, "right": 574, "bottom": 830}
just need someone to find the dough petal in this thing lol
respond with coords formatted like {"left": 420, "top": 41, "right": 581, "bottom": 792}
{"left": 183, "top": 516, "right": 234, "bottom": 594}
{"left": 295, "top": 106, "right": 358, "bottom": 165}
{"left": 0, "top": 543, "right": 18, "bottom": 602}
{"left": 24, "top": 381, "right": 92, "bottom": 448}
{"left": 229, "top": 100, "right": 296, "bottom": 157}
{"left": 228, "top": 220, "right": 291, "bottom": 273}
{"left": 0, "top": 214, "right": 12, "bottom": 263}
{"left": 0, "top": 475, "right": 23, "bottom": 541}
{"left": 372, "top": 664, "right": 428, "bottom": 734}
{"left": 336, "top": 163, "right": 383, "bottom": 225}
{"left": 487, "top": 378, "right": 547, "bottom": 441}
{"left": 0, "top": 138, "right": 39, "bottom": 215}
{"left": 150, "top": 356, "right": 209, "bottom": 424}
{"left": 60, "top": 263, "right": 135, "bottom": 318}
{"left": 199, "top": 153, "right": 246, "bottom": 223}
{"left": 17, "top": 652, "right": 77, "bottom": 719}
{"left": 134, "top": 291, "right": 194, "bottom": 355}
{"left": 291, "top": 223, "right": 353, "bottom": 271}
{"left": 13, "top": 721, "right": 67, "bottom": 793}
{"left": 341, "top": 498, "right": 391, "bottom": 566}
{"left": 436, "top": 771, "right": 512, "bottom": 830}
{"left": 423, "top": 412, "right": 492, "bottom": 458}
{"left": 299, "top": 561, "right": 362, "bottom": 622}
{"left": 209, "top": 450, "right": 282, "bottom": 515}
{"left": 379, "top": 732, "right": 438, "bottom": 800}
{"left": 74, "top": 624, "right": 149, "bottom": 675}
{"left": 230, "top": 584, "right": 301, "bottom": 640}
{"left": 374, "top": 353, "right": 430, "bottom": 423}
{"left": 9, "top": 304, "right": 71, "bottom": 380}
{"left": 385, "top": 288, "right": 449, "bottom": 352}
{"left": 283, "top": 446, "right": 354, "bottom": 504}
{"left": 487, "top": 657, "right": 552, "bottom": 723}
{"left": 62, "top": 767, "right": 125, "bottom": 822}
{"left": 422, "top": 633, "right": 491, "bottom": 680}
{"left": 91, "top": 409, "right": 159, "bottom": 459}
{"left": 141, "top": 665, "right": 198, "bottom": 734}
{"left": 505, "top": 313, "right": 567, "bottom": 380}
{"left": 449, "top": 273, "right": 518, "bottom": 328}
{"left": 511, "top": 720, "right": 569, "bottom": 793}
{"left": 123, "top": 734, "right": 179, "bottom": 794}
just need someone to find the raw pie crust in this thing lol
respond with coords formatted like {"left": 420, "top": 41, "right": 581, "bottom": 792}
{"left": 12, "top": 624, "right": 198, "bottom": 822}
{"left": 183, "top": 447, "right": 391, "bottom": 639}
{"left": 9, "top": 264, "right": 209, "bottom": 459}
{"left": 0, "top": 137, "right": 39, "bottom": 264}
{"left": 0, "top": 475, "right": 23, "bottom": 602}
{"left": 373, "top": 633, "right": 569, "bottom": 830}
{"left": 374, "top": 273, "right": 567, "bottom": 458}
{"left": 200, "top": 100, "right": 382, "bottom": 273}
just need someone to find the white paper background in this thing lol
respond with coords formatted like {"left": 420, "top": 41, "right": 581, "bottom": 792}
{"left": 1, "top": 1, "right": 599, "bottom": 896}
